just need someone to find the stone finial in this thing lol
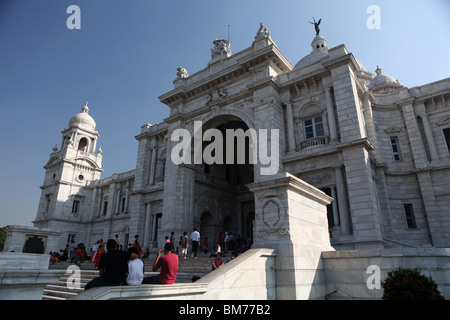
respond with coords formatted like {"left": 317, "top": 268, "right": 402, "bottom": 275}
{"left": 375, "top": 65, "right": 382, "bottom": 76}
{"left": 82, "top": 101, "right": 89, "bottom": 113}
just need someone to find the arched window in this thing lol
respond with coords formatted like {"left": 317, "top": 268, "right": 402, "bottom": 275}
{"left": 78, "top": 137, "right": 88, "bottom": 152}
{"left": 298, "top": 103, "right": 328, "bottom": 149}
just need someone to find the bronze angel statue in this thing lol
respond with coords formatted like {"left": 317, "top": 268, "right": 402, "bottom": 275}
{"left": 308, "top": 17, "right": 322, "bottom": 35}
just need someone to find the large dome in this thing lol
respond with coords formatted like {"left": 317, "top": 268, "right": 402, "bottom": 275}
{"left": 368, "top": 67, "right": 403, "bottom": 93}
{"left": 69, "top": 103, "right": 96, "bottom": 131}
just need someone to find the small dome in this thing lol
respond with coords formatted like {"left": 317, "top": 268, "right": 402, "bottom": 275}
{"left": 69, "top": 103, "right": 96, "bottom": 131}
{"left": 294, "top": 34, "right": 329, "bottom": 69}
{"left": 368, "top": 66, "right": 403, "bottom": 93}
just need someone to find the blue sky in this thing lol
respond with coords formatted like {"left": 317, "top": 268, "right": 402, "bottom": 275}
{"left": 0, "top": 0, "right": 449, "bottom": 227}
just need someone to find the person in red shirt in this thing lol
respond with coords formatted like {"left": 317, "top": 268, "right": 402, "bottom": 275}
{"left": 143, "top": 242, "right": 179, "bottom": 285}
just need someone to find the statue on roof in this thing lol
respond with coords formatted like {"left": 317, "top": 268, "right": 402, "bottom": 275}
{"left": 176, "top": 67, "right": 189, "bottom": 79}
{"left": 308, "top": 17, "right": 322, "bottom": 35}
{"left": 255, "top": 22, "right": 270, "bottom": 41}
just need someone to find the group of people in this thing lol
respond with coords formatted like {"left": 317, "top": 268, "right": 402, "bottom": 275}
{"left": 85, "top": 238, "right": 179, "bottom": 290}
{"left": 163, "top": 229, "right": 246, "bottom": 272}
{"left": 166, "top": 229, "right": 253, "bottom": 260}
{"left": 163, "top": 228, "right": 202, "bottom": 259}
{"left": 60, "top": 228, "right": 251, "bottom": 290}
{"left": 49, "top": 242, "right": 88, "bottom": 266}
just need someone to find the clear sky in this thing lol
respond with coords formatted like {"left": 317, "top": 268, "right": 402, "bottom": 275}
{"left": 0, "top": 0, "right": 449, "bottom": 227}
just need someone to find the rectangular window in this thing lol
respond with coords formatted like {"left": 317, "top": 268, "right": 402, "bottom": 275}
{"left": 444, "top": 128, "right": 450, "bottom": 153}
{"left": 102, "top": 201, "right": 108, "bottom": 216}
{"left": 403, "top": 204, "right": 417, "bottom": 229}
{"left": 67, "top": 234, "right": 75, "bottom": 245}
{"left": 121, "top": 197, "right": 126, "bottom": 213}
{"left": 304, "top": 116, "right": 324, "bottom": 139}
{"left": 72, "top": 200, "right": 80, "bottom": 213}
{"left": 45, "top": 194, "right": 52, "bottom": 212}
{"left": 390, "top": 136, "right": 402, "bottom": 161}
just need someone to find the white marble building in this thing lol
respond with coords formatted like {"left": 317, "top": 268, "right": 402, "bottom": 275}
{"left": 12, "top": 23, "right": 450, "bottom": 255}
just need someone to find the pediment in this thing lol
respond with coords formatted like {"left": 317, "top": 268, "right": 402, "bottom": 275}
{"left": 73, "top": 156, "right": 101, "bottom": 170}
{"left": 44, "top": 156, "right": 61, "bottom": 168}
{"left": 384, "top": 126, "right": 402, "bottom": 133}
{"left": 436, "top": 116, "right": 450, "bottom": 127}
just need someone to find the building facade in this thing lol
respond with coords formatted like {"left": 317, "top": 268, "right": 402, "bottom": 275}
{"left": 29, "top": 24, "right": 450, "bottom": 254}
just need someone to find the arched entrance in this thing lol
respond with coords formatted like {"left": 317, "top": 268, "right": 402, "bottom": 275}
{"left": 196, "top": 115, "right": 255, "bottom": 253}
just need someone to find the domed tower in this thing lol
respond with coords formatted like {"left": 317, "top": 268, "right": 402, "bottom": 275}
{"left": 34, "top": 103, "right": 103, "bottom": 244}
{"left": 368, "top": 66, "right": 403, "bottom": 94}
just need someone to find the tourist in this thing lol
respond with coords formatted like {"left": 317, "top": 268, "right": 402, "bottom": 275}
{"left": 203, "top": 237, "right": 209, "bottom": 254}
{"left": 143, "top": 242, "right": 178, "bottom": 285}
{"left": 49, "top": 251, "right": 55, "bottom": 264}
{"left": 73, "top": 244, "right": 82, "bottom": 267}
{"left": 69, "top": 242, "right": 75, "bottom": 262}
{"left": 115, "top": 234, "right": 121, "bottom": 248}
{"left": 60, "top": 246, "right": 69, "bottom": 261}
{"left": 125, "top": 247, "right": 144, "bottom": 286}
{"left": 212, "top": 252, "right": 224, "bottom": 271}
{"left": 84, "top": 239, "right": 129, "bottom": 290}
{"left": 190, "top": 228, "right": 201, "bottom": 258}
{"left": 170, "top": 231, "right": 175, "bottom": 244}
{"left": 224, "top": 232, "right": 229, "bottom": 254}
{"left": 227, "top": 251, "right": 238, "bottom": 263}
{"left": 180, "top": 231, "right": 189, "bottom": 259}
{"left": 209, "top": 242, "right": 221, "bottom": 258}
{"left": 218, "top": 232, "right": 223, "bottom": 248}
{"left": 93, "top": 244, "right": 104, "bottom": 270}
{"left": 132, "top": 235, "right": 142, "bottom": 257}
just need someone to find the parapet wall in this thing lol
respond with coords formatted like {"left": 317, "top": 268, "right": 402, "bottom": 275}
{"left": 322, "top": 247, "right": 450, "bottom": 299}
{"left": 72, "top": 248, "right": 276, "bottom": 300}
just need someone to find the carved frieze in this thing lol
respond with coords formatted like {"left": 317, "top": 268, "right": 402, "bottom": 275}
{"left": 206, "top": 87, "right": 228, "bottom": 105}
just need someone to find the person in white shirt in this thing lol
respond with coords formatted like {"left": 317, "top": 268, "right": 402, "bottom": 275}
{"left": 125, "top": 247, "right": 144, "bottom": 286}
{"left": 190, "top": 228, "right": 201, "bottom": 258}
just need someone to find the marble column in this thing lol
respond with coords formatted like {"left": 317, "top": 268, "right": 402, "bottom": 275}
{"left": 149, "top": 147, "right": 157, "bottom": 185}
{"left": 335, "top": 166, "right": 350, "bottom": 235}
{"left": 143, "top": 203, "right": 152, "bottom": 250}
{"left": 331, "top": 186, "right": 340, "bottom": 227}
{"left": 285, "top": 102, "right": 296, "bottom": 153}
{"left": 417, "top": 103, "right": 439, "bottom": 161}
{"left": 325, "top": 88, "right": 338, "bottom": 141}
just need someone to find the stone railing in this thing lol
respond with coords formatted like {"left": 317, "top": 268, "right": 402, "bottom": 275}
{"left": 298, "top": 136, "right": 328, "bottom": 150}
{"left": 71, "top": 248, "right": 276, "bottom": 300}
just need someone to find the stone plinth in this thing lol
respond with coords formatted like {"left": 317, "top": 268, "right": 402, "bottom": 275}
{"left": 3, "top": 225, "right": 62, "bottom": 254}
{"left": 247, "top": 172, "right": 334, "bottom": 299}
{"left": 0, "top": 252, "right": 65, "bottom": 300}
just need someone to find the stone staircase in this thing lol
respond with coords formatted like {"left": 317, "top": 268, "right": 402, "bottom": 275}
{"left": 43, "top": 256, "right": 213, "bottom": 300}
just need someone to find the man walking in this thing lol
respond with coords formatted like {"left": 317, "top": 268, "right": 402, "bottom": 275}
{"left": 190, "top": 228, "right": 201, "bottom": 258}
{"left": 181, "top": 231, "right": 189, "bottom": 259}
